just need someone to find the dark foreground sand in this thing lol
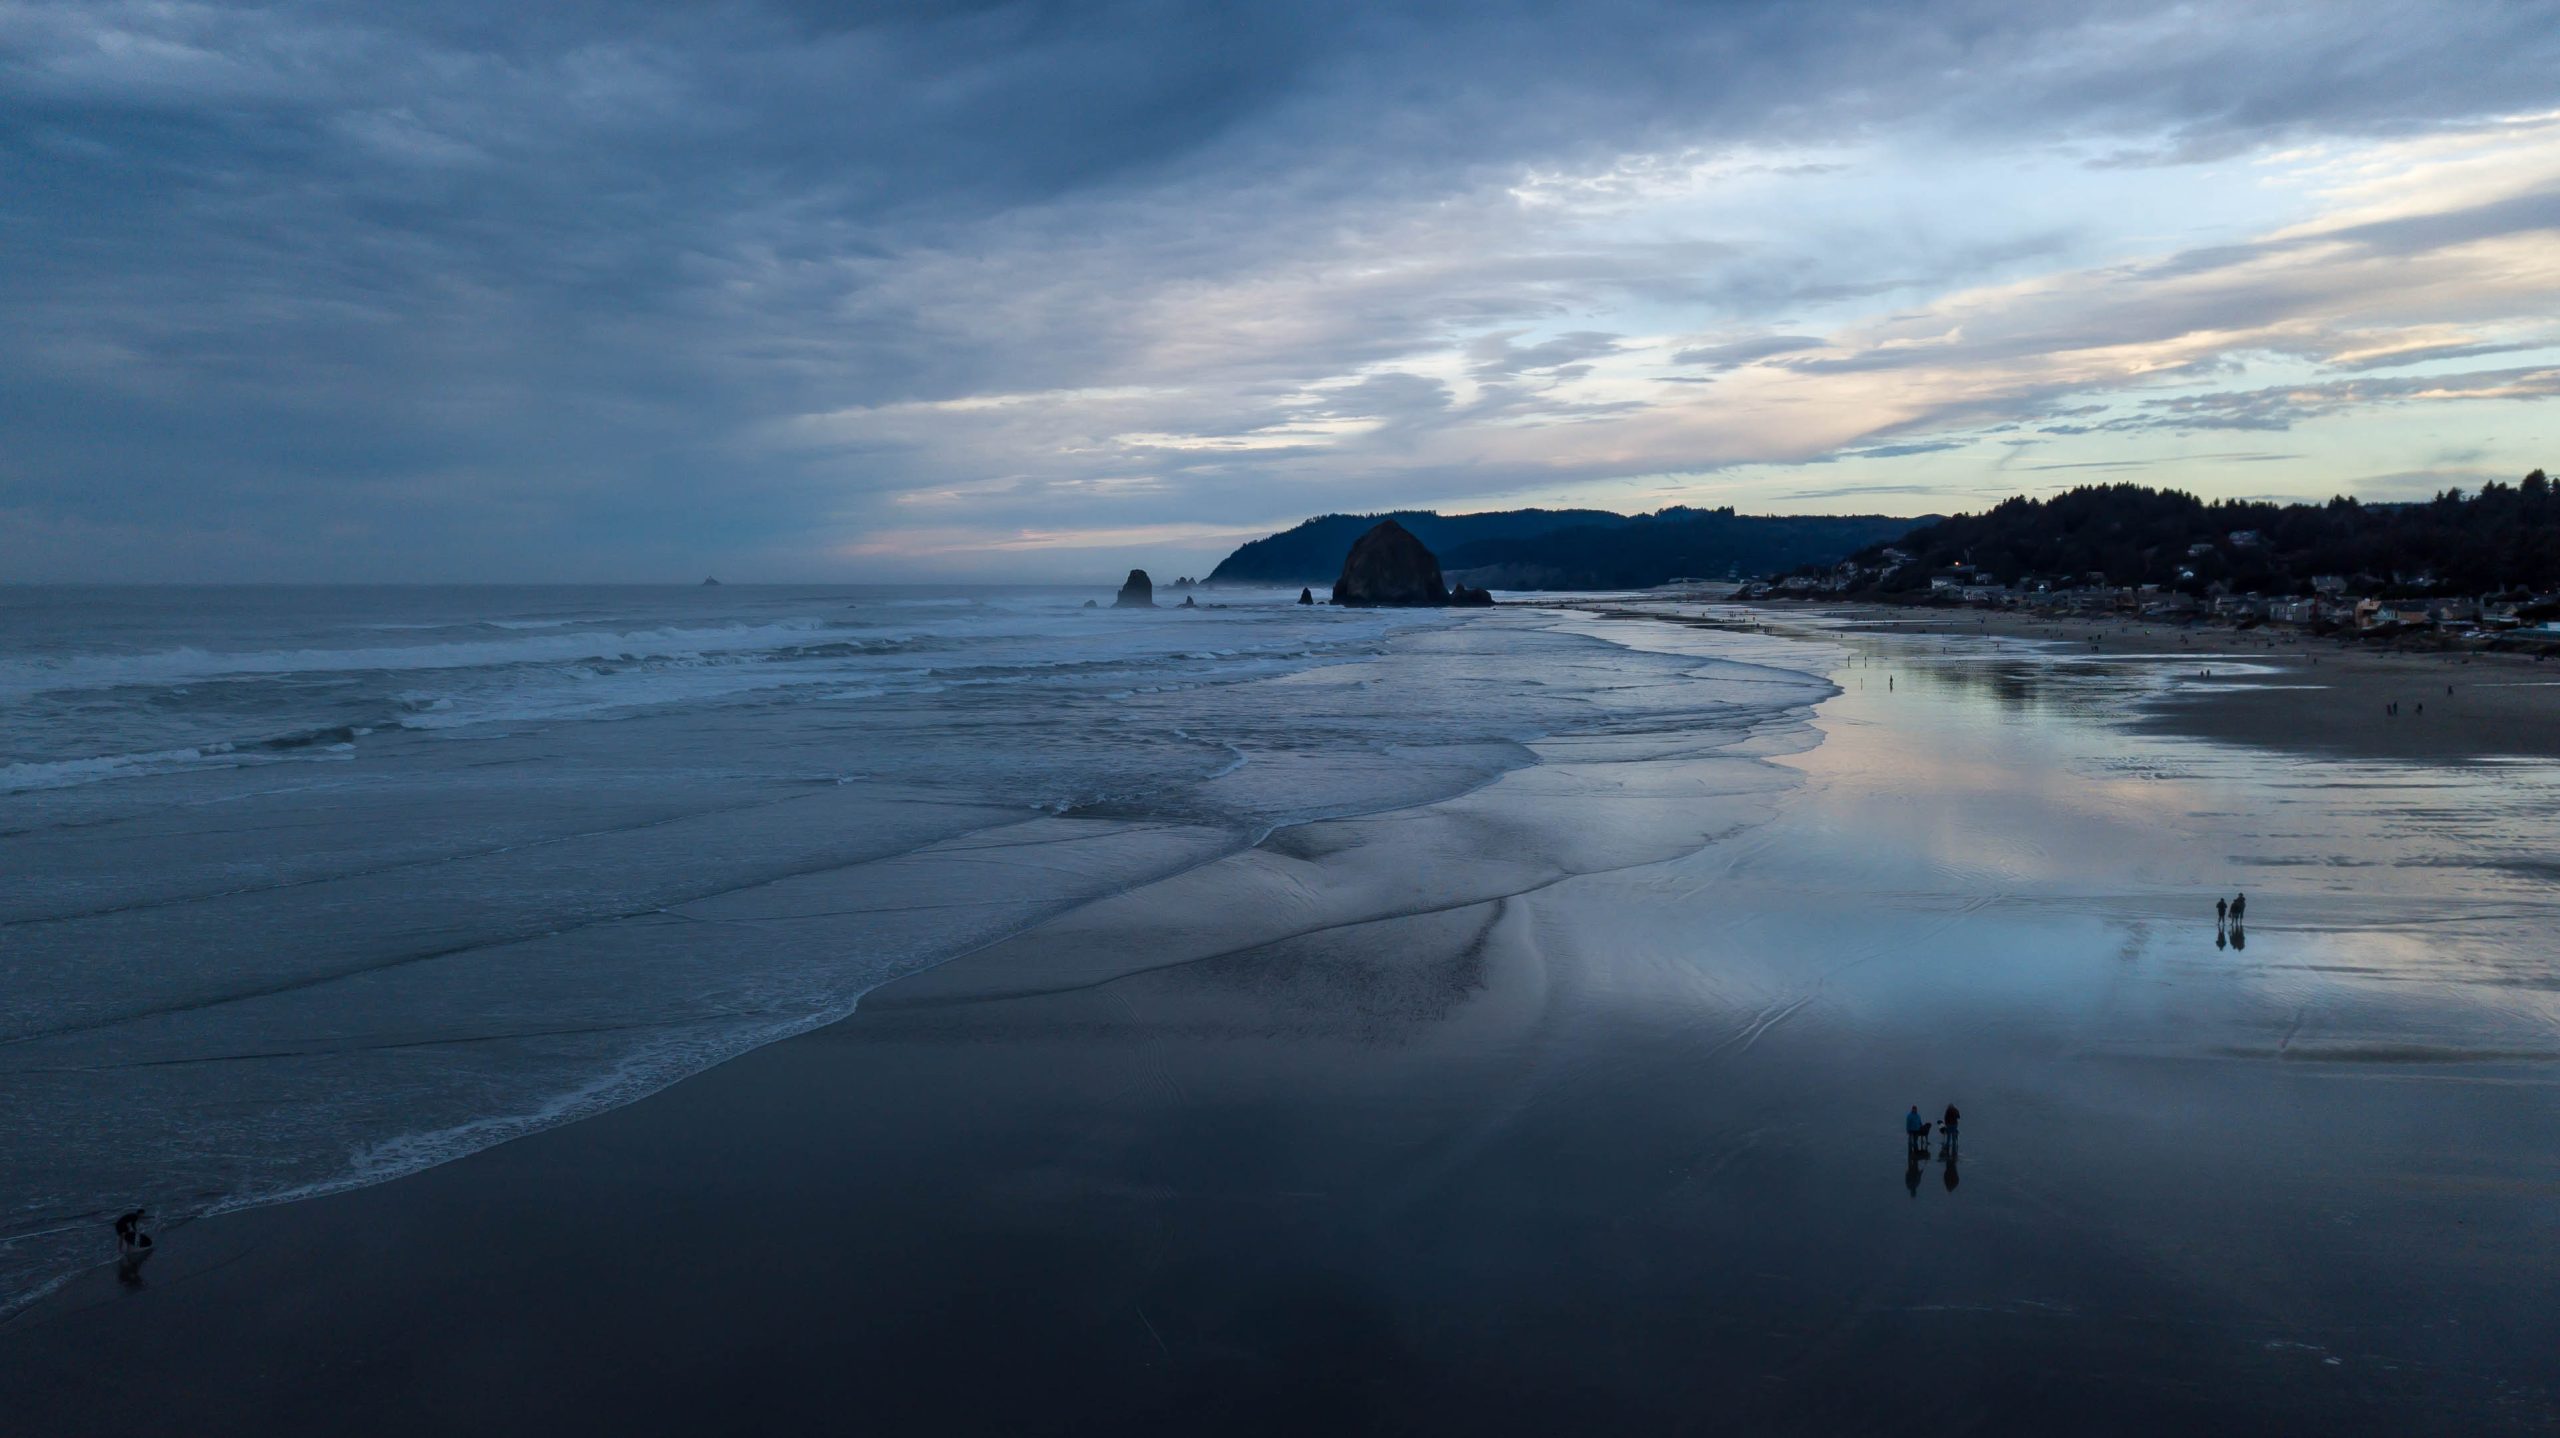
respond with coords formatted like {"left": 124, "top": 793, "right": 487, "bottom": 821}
{"left": 7, "top": 614, "right": 2557, "bottom": 1436}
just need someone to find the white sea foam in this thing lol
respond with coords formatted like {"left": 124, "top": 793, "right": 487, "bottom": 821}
{"left": 0, "top": 617, "right": 856, "bottom": 696}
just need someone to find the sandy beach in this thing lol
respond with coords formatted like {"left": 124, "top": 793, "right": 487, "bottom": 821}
{"left": 1727, "top": 598, "right": 2560, "bottom": 763}
{"left": 6, "top": 606, "right": 2557, "bottom": 1435}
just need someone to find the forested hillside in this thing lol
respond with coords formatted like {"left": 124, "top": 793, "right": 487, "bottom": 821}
{"left": 1208, "top": 506, "right": 1920, "bottom": 589}
{"left": 1858, "top": 477, "right": 2560, "bottom": 594}
{"left": 1206, "top": 509, "right": 1628, "bottom": 585}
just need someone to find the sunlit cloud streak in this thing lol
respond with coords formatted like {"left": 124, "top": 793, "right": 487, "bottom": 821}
{"left": 3, "top": 1, "right": 2558, "bottom": 578}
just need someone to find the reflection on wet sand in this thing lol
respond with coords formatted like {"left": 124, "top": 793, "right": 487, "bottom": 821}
{"left": 8, "top": 602, "right": 2554, "bottom": 1435}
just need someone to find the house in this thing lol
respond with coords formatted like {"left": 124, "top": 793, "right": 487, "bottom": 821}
{"left": 2227, "top": 530, "right": 2263, "bottom": 548}
{"left": 2311, "top": 575, "right": 2349, "bottom": 596}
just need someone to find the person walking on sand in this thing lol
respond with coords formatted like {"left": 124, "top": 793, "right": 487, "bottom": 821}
{"left": 2216, "top": 897, "right": 2228, "bottom": 926}
{"left": 1941, "top": 1103, "right": 1961, "bottom": 1146}
{"left": 2230, "top": 892, "right": 2246, "bottom": 925}
{"left": 1906, "top": 1105, "right": 1929, "bottom": 1154}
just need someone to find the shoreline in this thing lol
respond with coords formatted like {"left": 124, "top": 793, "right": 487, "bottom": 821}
{"left": 7, "top": 608, "right": 2556, "bottom": 1434}
{"left": 1691, "top": 597, "right": 2560, "bottom": 763}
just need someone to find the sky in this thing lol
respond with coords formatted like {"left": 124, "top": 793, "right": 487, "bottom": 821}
{"left": 4, "top": 0, "right": 2560, "bottom": 582}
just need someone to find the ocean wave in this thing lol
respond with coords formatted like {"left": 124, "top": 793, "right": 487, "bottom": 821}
{"left": 0, "top": 617, "right": 865, "bottom": 697}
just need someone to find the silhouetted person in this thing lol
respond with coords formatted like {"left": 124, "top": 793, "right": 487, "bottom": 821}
{"left": 1941, "top": 1103, "right": 1960, "bottom": 1145}
{"left": 114, "top": 1209, "right": 153, "bottom": 1283}
{"left": 1906, "top": 1104, "right": 1928, "bottom": 1156}
{"left": 2230, "top": 892, "right": 2246, "bottom": 924}
{"left": 2216, "top": 897, "right": 2228, "bottom": 925}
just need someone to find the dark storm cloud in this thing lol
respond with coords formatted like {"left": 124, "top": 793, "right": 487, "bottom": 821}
{"left": 4, "top": 0, "right": 2559, "bottom": 576}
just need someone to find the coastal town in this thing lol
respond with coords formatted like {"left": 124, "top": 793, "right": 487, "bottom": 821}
{"left": 1729, "top": 479, "right": 2560, "bottom": 655}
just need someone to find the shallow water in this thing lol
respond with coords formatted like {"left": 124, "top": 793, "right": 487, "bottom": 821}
{"left": 0, "top": 585, "right": 1832, "bottom": 1314}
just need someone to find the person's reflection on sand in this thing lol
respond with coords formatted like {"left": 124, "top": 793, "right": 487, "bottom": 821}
{"left": 1904, "top": 1151, "right": 1923, "bottom": 1197}
{"left": 1942, "top": 1152, "right": 1960, "bottom": 1193}
{"left": 2216, "top": 924, "right": 2227, "bottom": 950}
{"left": 2229, "top": 924, "right": 2246, "bottom": 951}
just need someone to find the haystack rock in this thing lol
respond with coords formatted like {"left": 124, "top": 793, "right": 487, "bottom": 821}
{"left": 1298, "top": 587, "right": 1314, "bottom": 605}
{"left": 1330, "top": 520, "right": 1450, "bottom": 606}
{"left": 1113, "top": 569, "right": 1156, "bottom": 608}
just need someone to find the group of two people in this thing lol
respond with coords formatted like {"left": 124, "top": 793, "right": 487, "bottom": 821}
{"left": 1905, "top": 1103, "right": 1958, "bottom": 1153}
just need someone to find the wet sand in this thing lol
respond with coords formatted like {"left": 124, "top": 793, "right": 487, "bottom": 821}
{"left": 7, "top": 613, "right": 2558, "bottom": 1435}
{"left": 1736, "top": 598, "right": 2560, "bottom": 762}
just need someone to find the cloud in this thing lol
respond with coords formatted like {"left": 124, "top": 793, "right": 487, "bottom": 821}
{"left": 4, "top": 1, "right": 2560, "bottom": 576}
{"left": 2102, "top": 366, "right": 2560, "bottom": 432}
{"left": 1670, "top": 334, "right": 1825, "bottom": 369}
{"left": 1465, "top": 330, "right": 1624, "bottom": 378}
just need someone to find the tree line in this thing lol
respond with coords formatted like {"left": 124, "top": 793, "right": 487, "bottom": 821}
{"left": 1852, "top": 475, "right": 2560, "bottom": 596}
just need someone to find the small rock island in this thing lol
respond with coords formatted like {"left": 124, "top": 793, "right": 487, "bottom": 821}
{"left": 1113, "top": 569, "right": 1157, "bottom": 608}
{"left": 1329, "top": 520, "right": 1494, "bottom": 607}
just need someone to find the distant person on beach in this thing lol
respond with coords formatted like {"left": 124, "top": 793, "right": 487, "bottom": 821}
{"left": 2230, "top": 893, "right": 2246, "bottom": 924}
{"left": 1941, "top": 1103, "right": 1960, "bottom": 1143}
{"left": 2216, "top": 897, "right": 2228, "bottom": 925}
{"left": 1906, "top": 1105, "right": 1928, "bottom": 1153}
{"left": 114, "top": 1209, "right": 153, "bottom": 1281}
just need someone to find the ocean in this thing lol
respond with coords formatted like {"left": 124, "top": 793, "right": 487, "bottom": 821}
{"left": 0, "top": 584, "right": 1833, "bottom": 1314}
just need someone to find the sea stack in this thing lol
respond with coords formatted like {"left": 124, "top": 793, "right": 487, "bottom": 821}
{"left": 1113, "top": 569, "right": 1156, "bottom": 608}
{"left": 1331, "top": 520, "right": 1451, "bottom": 606}
{"left": 1298, "top": 587, "right": 1314, "bottom": 605}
